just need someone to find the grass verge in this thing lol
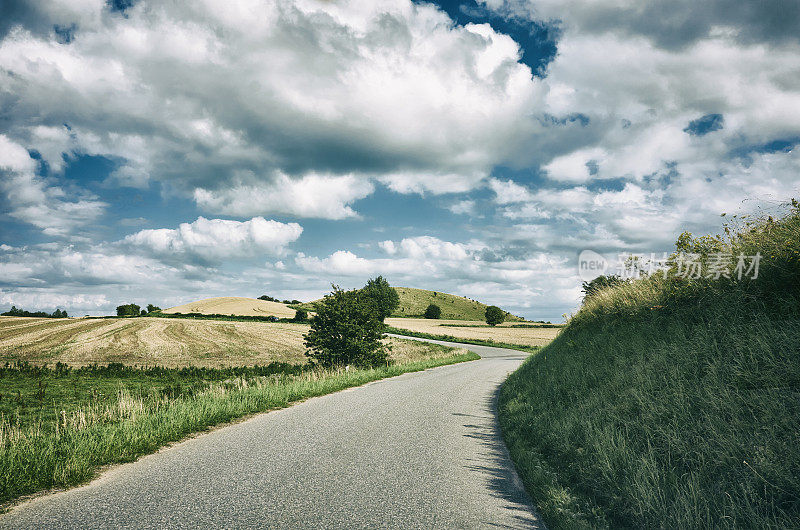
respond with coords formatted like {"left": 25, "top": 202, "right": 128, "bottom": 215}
{"left": 498, "top": 204, "right": 800, "bottom": 528}
{"left": 384, "top": 326, "right": 541, "bottom": 354}
{"left": 0, "top": 351, "right": 478, "bottom": 507}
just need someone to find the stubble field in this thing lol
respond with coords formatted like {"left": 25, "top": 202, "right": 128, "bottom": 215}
{"left": 0, "top": 316, "right": 461, "bottom": 367}
{"left": 385, "top": 318, "right": 562, "bottom": 347}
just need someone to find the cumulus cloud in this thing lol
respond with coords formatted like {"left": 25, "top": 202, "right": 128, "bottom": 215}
{"left": 124, "top": 217, "right": 303, "bottom": 262}
{"left": 0, "top": 0, "right": 546, "bottom": 218}
{"left": 0, "top": 135, "right": 107, "bottom": 236}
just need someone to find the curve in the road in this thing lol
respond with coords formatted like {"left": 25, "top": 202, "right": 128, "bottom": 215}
{"left": 1, "top": 336, "right": 543, "bottom": 529}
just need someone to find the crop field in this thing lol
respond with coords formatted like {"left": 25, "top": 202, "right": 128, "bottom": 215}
{"left": 0, "top": 316, "right": 459, "bottom": 368}
{"left": 385, "top": 318, "right": 561, "bottom": 347}
{"left": 163, "top": 296, "right": 297, "bottom": 318}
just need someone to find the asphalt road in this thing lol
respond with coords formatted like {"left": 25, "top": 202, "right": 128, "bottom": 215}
{"left": 1, "top": 336, "right": 543, "bottom": 529}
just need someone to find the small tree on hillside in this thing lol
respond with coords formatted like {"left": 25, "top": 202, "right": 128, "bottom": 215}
{"left": 424, "top": 303, "right": 442, "bottom": 319}
{"left": 485, "top": 305, "right": 505, "bottom": 326}
{"left": 304, "top": 286, "right": 388, "bottom": 368}
{"left": 360, "top": 275, "right": 400, "bottom": 321}
{"left": 581, "top": 274, "right": 626, "bottom": 304}
{"left": 147, "top": 304, "right": 161, "bottom": 313}
{"left": 293, "top": 308, "right": 308, "bottom": 322}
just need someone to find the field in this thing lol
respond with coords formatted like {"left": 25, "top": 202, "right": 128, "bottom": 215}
{"left": 385, "top": 318, "right": 560, "bottom": 347}
{"left": 0, "top": 316, "right": 445, "bottom": 368}
{"left": 163, "top": 296, "right": 296, "bottom": 318}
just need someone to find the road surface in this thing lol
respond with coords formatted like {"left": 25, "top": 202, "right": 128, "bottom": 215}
{"left": 1, "top": 336, "right": 543, "bottom": 529}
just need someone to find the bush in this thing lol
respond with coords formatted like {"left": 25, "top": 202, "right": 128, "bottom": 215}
{"left": 580, "top": 274, "right": 627, "bottom": 303}
{"left": 304, "top": 285, "right": 388, "bottom": 368}
{"left": 485, "top": 305, "right": 504, "bottom": 326}
{"left": 293, "top": 309, "right": 308, "bottom": 322}
{"left": 360, "top": 276, "right": 400, "bottom": 321}
{"left": 146, "top": 304, "right": 161, "bottom": 313}
{"left": 424, "top": 303, "right": 442, "bottom": 319}
{"left": 116, "top": 304, "right": 141, "bottom": 317}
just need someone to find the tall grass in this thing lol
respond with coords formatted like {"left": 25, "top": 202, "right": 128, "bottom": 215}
{"left": 499, "top": 203, "right": 800, "bottom": 528}
{"left": 0, "top": 352, "right": 478, "bottom": 506}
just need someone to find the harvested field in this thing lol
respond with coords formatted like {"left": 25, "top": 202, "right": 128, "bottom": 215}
{"left": 163, "top": 296, "right": 296, "bottom": 318}
{"left": 385, "top": 318, "right": 561, "bottom": 347}
{"left": 0, "top": 316, "right": 459, "bottom": 368}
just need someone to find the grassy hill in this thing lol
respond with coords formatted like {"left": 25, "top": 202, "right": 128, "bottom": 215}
{"left": 499, "top": 204, "right": 800, "bottom": 528}
{"left": 299, "top": 287, "right": 522, "bottom": 321}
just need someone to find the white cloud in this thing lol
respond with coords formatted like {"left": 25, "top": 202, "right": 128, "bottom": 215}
{"left": 0, "top": 0, "right": 546, "bottom": 217}
{"left": 0, "top": 134, "right": 107, "bottom": 236}
{"left": 124, "top": 216, "right": 303, "bottom": 261}
{"left": 193, "top": 173, "right": 374, "bottom": 220}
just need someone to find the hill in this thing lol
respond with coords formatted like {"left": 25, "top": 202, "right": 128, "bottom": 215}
{"left": 164, "top": 296, "right": 296, "bottom": 319}
{"left": 498, "top": 204, "right": 800, "bottom": 528}
{"left": 299, "top": 287, "right": 522, "bottom": 321}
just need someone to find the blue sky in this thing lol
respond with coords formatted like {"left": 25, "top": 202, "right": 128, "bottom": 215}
{"left": 1, "top": 0, "right": 799, "bottom": 321}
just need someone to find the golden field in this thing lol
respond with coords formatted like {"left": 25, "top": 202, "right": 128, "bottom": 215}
{"left": 0, "top": 316, "right": 464, "bottom": 368}
{"left": 385, "top": 318, "right": 562, "bottom": 347}
{"left": 163, "top": 296, "right": 297, "bottom": 318}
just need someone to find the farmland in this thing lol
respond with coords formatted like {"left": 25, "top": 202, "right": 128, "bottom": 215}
{"left": 385, "top": 318, "right": 561, "bottom": 348}
{"left": 163, "top": 296, "right": 297, "bottom": 318}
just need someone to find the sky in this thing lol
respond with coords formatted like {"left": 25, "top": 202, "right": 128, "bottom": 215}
{"left": 1, "top": 0, "right": 799, "bottom": 321}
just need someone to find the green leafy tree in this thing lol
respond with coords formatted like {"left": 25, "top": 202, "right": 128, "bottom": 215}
{"left": 116, "top": 304, "right": 141, "bottom": 317}
{"left": 146, "top": 304, "right": 161, "bottom": 313}
{"left": 304, "top": 286, "right": 388, "bottom": 368}
{"left": 293, "top": 308, "right": 308, "bottom": 322}
{"left": 424, "top": 303, "right": 442, "bottom": 319}
{"left": 485, "top": 305, "right": 505, "bottom": 326}
{"left": 581, "top": 275, "right": 627, "bottom": 303}
{"left": 360, "top": 276, "right": 400, "bottom": 321}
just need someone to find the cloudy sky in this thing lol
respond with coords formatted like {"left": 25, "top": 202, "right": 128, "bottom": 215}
{"left": 1, "top": 0, "right": 799, "bottom": 320}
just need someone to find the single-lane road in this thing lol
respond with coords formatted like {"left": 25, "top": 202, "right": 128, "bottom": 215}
{"left": 1, "top": 336, "right": 542, "bottom": 529}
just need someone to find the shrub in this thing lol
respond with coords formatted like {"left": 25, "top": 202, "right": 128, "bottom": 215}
{"left": 293, "top": 309, "right": 308, "bottom": 322}
{"left": 304, "top": 285, "right": 388, "bottom": 368}
{"left": 485, "top": 305, "right": 504, "bottom": 326}
{"left": 116, "top": 304, "right": 141, "bottom": 317}
{"left": 360, "top": 276, "right": 400, "bottom": 321}
{"left": 580, "top": 274, "right": 627, "bottom": 303}
{"left": 146, "top": 304, "right": 161, "bottom": 313}
{"left": 424, "top": 303, "right": 442, "bottom": 319}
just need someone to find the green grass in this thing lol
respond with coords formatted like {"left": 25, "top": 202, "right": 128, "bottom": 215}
{"left": 0, "top": 351, "right": 478, "bottom": 507}
{"left": 498, "top": 204, "right": 800, "bottom": 528}
{"left": 298, "top": 287, "right": 522, "bottom": 321}
{"left": 384, "top": 326, "right": 541, "bottom": 354}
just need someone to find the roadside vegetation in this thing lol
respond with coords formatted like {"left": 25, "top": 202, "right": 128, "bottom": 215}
{"left": 0, "top": 348, "right": 477, "bottom": 507}
{"left": 499, "top": 202, "right": 800, "bottom": 528}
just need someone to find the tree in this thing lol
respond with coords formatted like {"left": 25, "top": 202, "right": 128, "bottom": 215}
{"left": 304, "top": 285, "right": 388, "bottom": 368}
{"left": 293, "top": 308, "right": 308, "bottom": 322}
{"left": 360, "top": 276, "right": 400, "bottom": 321}
{"left": 116, "top": 304, "right": 141, "bottom": 317}
{"left": 485, "top": 305, "right": 505, "bottom": 326}
{"left": 424, "top": 303, "right": 442, "bottom": 319}
{"left": 581, "top": 274, "right": 626, "bottom": 303}
{"left": 147, "top": 304, "right": 161, "bottom": 313}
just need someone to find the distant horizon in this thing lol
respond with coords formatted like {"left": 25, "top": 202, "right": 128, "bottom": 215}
{"left": 2, "top": 0, "right": 799, "bottom": 322}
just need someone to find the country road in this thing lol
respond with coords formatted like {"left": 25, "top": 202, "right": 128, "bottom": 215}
{"left": 1, "top": 336, "right": 543, "bottom": 529}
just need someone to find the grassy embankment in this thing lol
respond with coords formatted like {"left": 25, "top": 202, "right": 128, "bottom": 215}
{"left": 499, "top": 205, "right": 800, "bottom": 528}
{"left": 0, "top": 344, "right": 477, "bottom": 507}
